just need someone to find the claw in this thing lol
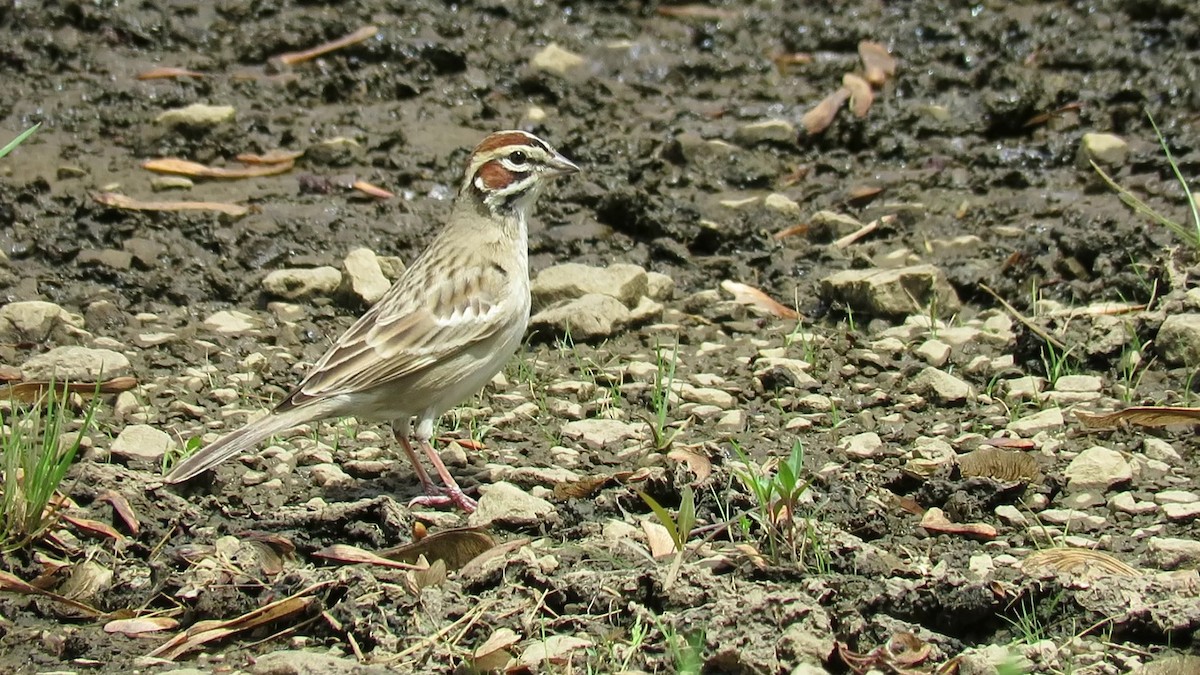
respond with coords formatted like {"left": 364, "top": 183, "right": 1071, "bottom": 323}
{"left": 408, "top": 486, "right": 477, "bottom": 513}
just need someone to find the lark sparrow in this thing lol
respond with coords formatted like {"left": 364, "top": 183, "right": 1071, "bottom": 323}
{"left": 165, "top": 130, "right": 580, "bottom": 512}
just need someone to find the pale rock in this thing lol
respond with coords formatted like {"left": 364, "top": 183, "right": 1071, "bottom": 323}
{"left": 934, "top": 326, "right": 983, "bottom": 348}
{"left": 156, "top": 103, "right": 235, "bottom": 127}
{"left": 1006, "top": 407, "right": 1064, "bottom": 436}
{"left": 914, "top": 339, "right": 951, "bottom": 366}
{"left": 376, "top": 256, "right": 406, "bottom": 280}
{"left": 1162, "top": 502, "right": 1200, "bottom": 521}
{"left": 785, "top": 416, "right": 813, "bottom": 431}
{"left": 1002, "top": 376, "right": 1044, "bottom": 400}
{"left": 531, "top": 262, "right": 648, "bottom": 308}
{"left": 306, "top": 137, "right": 363, "bottom": 166}
{"left": 1156, "top": 314, "right": 1200, "bottom": 365}
{"left": 645, "top": 272, "right": 676, "bottom": 301}
{"left": 150, "top": 175, "right": 194, "bottom": 191}
{"left": 250, "top": 650, "right": 392, "bottom": 675}
{"left": 715, "top": 409, "right": 746, "bottom": 433}
{"left": 1147, "top": 537, "right": 1200, "bottom": 570}
{"left": 928, "top": 235, "right": 983, "bottom": 256}
{"left": 733, "top": 118, "right": 795, "bottom": 145}
{"left": 1063, "top": 446, "right": 1132, "bottom": 491}
{"left": 602, "top": 519, "right": 642, "bottom": 545}
{"left": 968, "top": 553, "right": 994, "bottom": 579}
{"left": 110, "top": 425, "right": 176, "bottom": 462}
{"left": 994, "top": 505, "right": 1027, "bottom": 526}
{"left": 627, "top": 296, "right": 664, "bottom": 325}
{"left": 754, "top": 357, "right": 820, "bottom": 390}
{"left": 113, "top": 391, "right": 140, "bottom": 420}
{"left": 308, "top": 463, "right": 352, "bottom": 487}
{"left": 796, "top": 393, "right": 832, "bottom": 412}
{"left": 267, "top": 302, "right": 305, "bottom": 322}
{"left": 133, "top": 332, "right": 176, "bottom": 348}
{"left": 1054, "top": 374, "right": 1103, "bottom": 392}
{"left": 1155, "top": 490, "right": 1199, "bottom": 505}
{"left": 531, "top": 44, "right": 586, "bottom": 76}
{"left": 763, "top": 193, "right": 801, "bottom": 214}
{"left": 1142, "top": 438, "right": 1182, "bottom": 465}
{"left": 683, "top": 404, "right": 723, "bottom": 420}
{"left": 818, "top": 264, "right": 961, "bottom": 318}
{"left": 531, "top": 294, "right": 631, "bottom": 341}
{"left": 1078, "top": 132, "right": 1128, "bottom": 167}
{"left": 839, "top": 432, "right": 884, "bottom": 459}
{"left": 1062, "top": 491, "right": 1105, "bottom": 509}
{"left": 1108, "top": 492, "right": 1157, "bottom": 515}
{"left": 870, "top": 337, "right": 906, "bottom": 355}
{"left": 0, "top": 300, "right": 85, "bottom": 343}
{"left": 909, "top": 366, "right": 971, "bottom": 404}
{"left": 21, "top": 346, "right": 130, "bottom": 381}
{"left": 204, "top": 310, "right": 259, "bottom": 334}
{"left": 340, "top": 248, "right": 391, "bottom": 305}
{"left": 262, "top": 267, "right": 342, "bottom": 300}
{"left": 560, "top": 418, "right": 644, "bottom": 448}
{"left": 676, "top": 383, "right": 735, "bottom": 408}
{"left": 808, "top": 210, "right": 863, "bottom": 239}
{"left": 1037, "top": 508, "right": 1106, "bottom": 530}
{"left": 469, "top": 481, "right": 557, "bottom": 527}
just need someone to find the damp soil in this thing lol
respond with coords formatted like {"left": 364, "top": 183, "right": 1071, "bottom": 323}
{"left": 2, "top": 1, "right": 1200, "bottom": 673}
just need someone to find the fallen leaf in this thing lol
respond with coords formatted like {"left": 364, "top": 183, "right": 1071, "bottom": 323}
{"left": 275, "top": 26, "right": 379, "bottom": 66}
{"left": 61, "top": 514, "right": 126, "bottom": 542}
{"left": 0, "top": 376, "right": 138, "bottom": 404}
{"left": 666, "top": 447, "right": 712, "bottom": 483}
{"left": 733, "top": 543, "right": 768, "bottom": 570}
{"left": 845, "top": 185, "right": 884, "bottom": 205}
{"left": 1022, "top": 101, "right": 1083, "bottom": 128}
{"left": 136, "top": 67, "right": 204, "bottom": 80}
{"left": 980, "top": 437, "right": 1036, "bottom": 450}
{"left": 311, "top": 544, "right": 423, "bottom": 570}
{"left": 858, "top": 41, "right": 897, "bottom": 86}
{"left": 801, "top": 88, "right": 850, "bottom": 135}
{"left": 376, "top": 527, "right": 496, "bottom": 570}
{"left": 832, "top": 214, "right": 894, "bottom": 249}
{"left": 141, "top": 157, "right": 294, "bottom": 179}
{"left": 458, "top": 537, "right": 531, "bottom": 579}
{"left": 1075, "top": 406, "right": 1200, "bottom": 430}
{"left": 720, "top": 280, "right": 799, "bottom": 319}
{"left": 0, "top": 569, "right": 101, "bottom": 617}
{"left": 519, "top": 635, "right": 594, "bottom": 668}
{"left": 919, "top": 507, "right": 997, "bottom": 541}
{"left": 104, "top": 617, "right": 179, "bottom": 636}
{"left": 150, "top": 581, "right": 332, "bottom": 660}
{"left": 642, "top": 520, "right": 677, "bottom": 559}
{"left": 235, "top": 149, "right": 304, "bottom": 165}
{"left": 472, "top": 627, "right": 519, "bottom": 671}
{"left": 93, "top": 192, "right": 249, "bottom": 217}
{"left": 843, "top": 73, "right": 874, "bottom": 117}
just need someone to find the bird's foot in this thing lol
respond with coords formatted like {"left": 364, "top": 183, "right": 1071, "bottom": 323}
{"left": 408, "top": 486, "right": 478, "bottom": 513}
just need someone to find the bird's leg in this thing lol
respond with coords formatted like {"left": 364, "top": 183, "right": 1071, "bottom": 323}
{"left": 405, "top": 420, "right": 477, "bottom": 513}
{"left": 393, "top": 427, "right": 440, "bottom": 497}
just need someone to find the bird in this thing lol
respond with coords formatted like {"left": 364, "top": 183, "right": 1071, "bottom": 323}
{"left": 165, "top": 130, "right": 580, "bottom": 512}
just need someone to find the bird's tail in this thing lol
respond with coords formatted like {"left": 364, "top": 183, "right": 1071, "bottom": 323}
{"left": 164, "top": 406, "right": 316, "bottom": 484}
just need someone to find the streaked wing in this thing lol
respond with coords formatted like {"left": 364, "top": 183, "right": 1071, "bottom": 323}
{"left": 278, "top": 261, "right": 511, "bottom": 409}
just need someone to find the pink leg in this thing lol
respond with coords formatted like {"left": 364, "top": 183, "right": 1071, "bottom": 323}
{"left": 407, "top": 438, "right": 477, "bottom": 513}
{"left": 394, "top": 429, "right": 440, "bottom": 497}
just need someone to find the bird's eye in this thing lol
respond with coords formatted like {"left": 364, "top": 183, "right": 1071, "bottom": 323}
{"left": 509, "top": 150, "right": 528, "bottom": 164}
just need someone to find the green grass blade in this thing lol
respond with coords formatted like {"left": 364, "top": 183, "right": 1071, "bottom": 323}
{"left": 1146, "top": 112, "right": 1200, "bottom": 244}
{"left": 639, "top": 491, "right": 682, "bottom": 550}
{"left": 0, "top": 123, "right": 41, "bottom": 159}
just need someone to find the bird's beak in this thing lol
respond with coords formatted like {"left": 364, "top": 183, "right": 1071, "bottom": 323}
{"left": 547, "top": 152, "right": 580, "bottom": 176}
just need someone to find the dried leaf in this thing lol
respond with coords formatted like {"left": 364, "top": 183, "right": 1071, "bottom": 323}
{"left": 801, "top": 88, "right": 850, "bottom": 135}
{"left": 519, "top": 635, "right": 594, "bottom": 667}
{"left": 235, "top": 149, "right": 304, "bottom": 165}
{"left": 0, "top": 376, "right": 138, "bottom": 404}
{"left": 846, "top": 185, "right": 884, "bottom": 205}
{"left": 458, "top": 537, "right": 531, "bottom": 579}
{"left": 843, "top": 73, "right": 874, "bottom": 117}
{"left": 150, "top": 581, "right": 332, "bottom": 660}
{"left": 275, "top": 26, "right": 379, "bottom": 66}
{"left": 141, "top": 157, "right": 294, "bottom": 179}
{"left": 311, "top": 544, "right": 423, "bottom": 570}
{"left": 641, "top": 520, "right": 676, "bottom": 559}
{"left": 1023, "top": 102, "right": 1083, "bottom": 128}
{"left": 772, "top": 52, "right": 813, "bottom": 72}
{"left": 666, "top": 447, "right": 712, "bottom": 483}
{"left": 352, "top": 180, "right": 394, "bottom": 199}
{"left": 832, "top": 214, "right": 894, "bottom": 249}
{"left": 980, "top": 437, "right": 1036, "bottom": 450}
{"left": 773, "top": 223, "right": 810, "bottom": 240}
{"left": 919, "top": 507, "right": 997, "bottom": 541}
{"left": 720, "top": 280, "right": 799, "bottom": 319}
{"left": 376, "top": 527, "right": 496, "bottom": 571}
{"left": 1075, "top": 407, "right": 1200, "bottom": 430}
{"left": 93, "top": 192, "right": 249, "bottom": 218}
{"left": 61, "top": 514, "right": 125, "bottom": 542}
{"left": 104, "top": 617, "right": 179, "bottom": 636}
{"left": 472, "top": 626, "right": 519, "bottom": 670}
{"left": 858, "top": 41, "right": 897, "bottom": 86}
{"left": 136, "top": 67, "right": 204, "bottom": 80}
{"left": 733, "top": 543, "right": 768, "bottom": 570}
{"left": 406, "top": 557, "right": 447, "bottom": 592}
{"left": 0, "top": 569, "right": 101, "bottom": 617}
{"left": 1022, "top": 548, "right": 1141, "bottom": 579}
{"left": 957, "top": 447, "right": 1041, "bottom": 483}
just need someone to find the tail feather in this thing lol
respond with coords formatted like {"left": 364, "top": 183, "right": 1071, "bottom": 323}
{"left": 165, "top": 407, "right": 314, "bottom": 484}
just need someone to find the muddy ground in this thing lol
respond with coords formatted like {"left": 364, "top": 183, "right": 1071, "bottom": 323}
{"left": 2, "top": 0, "right": 1200, "bottom": 673}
